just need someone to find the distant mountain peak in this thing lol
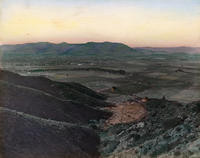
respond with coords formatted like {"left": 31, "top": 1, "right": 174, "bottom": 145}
{"left": 1, "top": 41, "right": 134, "bottom": 56}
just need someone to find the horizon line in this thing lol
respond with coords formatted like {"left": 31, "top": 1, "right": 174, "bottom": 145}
{"left": 1, "top": 41, "right": 200, "bottom": 48}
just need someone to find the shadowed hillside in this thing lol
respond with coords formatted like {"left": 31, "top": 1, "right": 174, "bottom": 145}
{"left": 0, "top": 107, "right": 100, "bottom": 158}
{"left": 0, "top": 70, "right": 107, "bottom": 107}
{"left": 0, "top": 80, "right": 110, "bottom": 124}
{"left": 0, "top": 70, "right": 111, "bottom": 158}
{"left": 0, "top": 70, "right": 111, "bottom": 124}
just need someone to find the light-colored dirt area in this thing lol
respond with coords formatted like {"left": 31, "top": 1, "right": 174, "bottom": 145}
{"left": 104, "top": 101, "right": 147, "bottom": 127}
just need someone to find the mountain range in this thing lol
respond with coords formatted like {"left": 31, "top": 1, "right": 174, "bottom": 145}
{"left": 1, "top": 42, "right": 200, "bottom": 56}
{"left": 0, "top": 42, "right": 133, "bottom": 56}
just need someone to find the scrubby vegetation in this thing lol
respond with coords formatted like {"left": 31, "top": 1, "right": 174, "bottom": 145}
{"left": 101, "top": 99, "right": 200, "bottom": 158}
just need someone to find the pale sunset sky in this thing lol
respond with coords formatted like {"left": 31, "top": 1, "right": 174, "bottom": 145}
{"left": 0, "top": 0, "right": 200, "bottom": 47}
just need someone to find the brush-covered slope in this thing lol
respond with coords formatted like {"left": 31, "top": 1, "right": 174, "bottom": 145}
{"left": 0, "top": 107, "right": 100, "bottom": 158}
{"left": 101, "top": 99, "right": 200, "bottom": 158}
{"left": 0, "top": 70, "right": 107, "bottom": 107}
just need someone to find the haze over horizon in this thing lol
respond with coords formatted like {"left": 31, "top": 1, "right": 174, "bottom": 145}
{"left": 0, "top": 0, "right": 200, "bottom": 47}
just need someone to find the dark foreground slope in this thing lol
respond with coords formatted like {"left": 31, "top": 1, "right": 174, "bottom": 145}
{"left": 0, "top": 107, "right": 99, "bottom": 158}
{"left": 0, "top": 70, "right": 112, "bottom": 158}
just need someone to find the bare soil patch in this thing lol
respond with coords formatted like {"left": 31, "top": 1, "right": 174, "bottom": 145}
{"left": 104, "top": 102, "right": 147, "bottom": 127}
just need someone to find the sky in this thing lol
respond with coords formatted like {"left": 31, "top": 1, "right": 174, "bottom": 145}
{"left": 0, "top": 0, "right": 200, "bottom": 47}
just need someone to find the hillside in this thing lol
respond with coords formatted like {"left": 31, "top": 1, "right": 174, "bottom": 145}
{"left": 0, "top": 107, "right": 100, "bottom": 158}
{"left": 100, "top": 98, "right": 200, "bottom": 158}
{"left": 0, "top": 70, "right": 111, "bottom": 158}
{"left": 0, "top": 80, "right": 110, "bottom": 124}
{"left": 0, "top": 70, "right": 111, "bottom": 124}
{"left": 0, "top": 70, "right": 107, "bottom": 107}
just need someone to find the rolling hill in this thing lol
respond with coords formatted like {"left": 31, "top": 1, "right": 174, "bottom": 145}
{"left": 0, "top": 70, "right": 111, "bottom": 124}
{"left": 0, "top": 70, "right": 107, "bottom": 107}
{"left": 0, "top": 70, "right": 111, "bottom": 158}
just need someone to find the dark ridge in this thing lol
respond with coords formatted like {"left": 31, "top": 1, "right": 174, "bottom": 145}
{"left": 0, "top": 80, "right": 110, "bottom": 124}
{"left": 0, "top": 70, "right": 107, "bottom": 107}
